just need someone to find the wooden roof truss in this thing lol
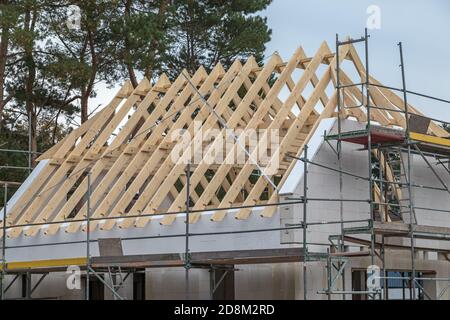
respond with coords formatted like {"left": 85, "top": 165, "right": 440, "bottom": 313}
{"left": 3, "top": 41, "right": 448, "bottom": 238}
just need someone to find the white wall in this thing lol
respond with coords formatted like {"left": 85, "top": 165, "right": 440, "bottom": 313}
{"left": 3, "top": 119, "right": 450, "bottom": 300}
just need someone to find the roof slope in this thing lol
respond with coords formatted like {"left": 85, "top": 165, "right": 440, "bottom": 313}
{"left": 3, "top": 41, "right": 447, "bottom": 238}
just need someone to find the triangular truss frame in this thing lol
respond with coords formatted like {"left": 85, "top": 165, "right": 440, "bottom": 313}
{"left": 3, "top": 41, "right": 448, "bottom": 238}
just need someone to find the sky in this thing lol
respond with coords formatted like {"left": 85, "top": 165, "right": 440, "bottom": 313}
{"left": 260, "top": 0, "right": 450, "bottom": 121}
{"left": 91, "top": 0, "right": 450, "bottom": 123}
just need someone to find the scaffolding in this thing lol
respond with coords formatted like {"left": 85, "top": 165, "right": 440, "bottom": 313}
{"left": 0, "top": 109, "right": 40, "bottom": 298}
{"left": 0, "top": 30, "right": 450, "bottom": 300}
{"left": 307, "top": 28, "right": 450, "bottom": 300}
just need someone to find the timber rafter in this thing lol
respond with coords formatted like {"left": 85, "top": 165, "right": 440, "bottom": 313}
{"left": 3, "top": 41, "right": 447, "bottom": 238}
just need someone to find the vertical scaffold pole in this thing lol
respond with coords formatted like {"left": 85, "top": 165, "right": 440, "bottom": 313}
{"left": 302, "top": 145, "right": 308, "bottom": 300}
{"left": 86, "top": 172, "right": 91, "bottom": 300}
{"left": 1, "top": 183, "right": 7, "bottom": 300}
{"left": 380, "top": 148, "right": 387, "bottom": 300}
{"left": 185, "top": 161, "right": 191, "bottom": 300}
{"left": 326, "top": 248, "right": 331, "bottom": 300}
{"left": 335, "top": 32, "right": 346, "bottom": 300}
{"left": 364, "top": 28, "right": 376, "bottom": 279}
{"left": 398, "top": 41, "right": 416, "bottom": 300}
{"left": 381, "top": 235, "right": 386, "bottom": 300}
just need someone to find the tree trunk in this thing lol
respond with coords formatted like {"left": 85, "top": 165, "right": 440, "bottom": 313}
{"left": 80, "top": 29, "right": 98, "bottom": 124}
{"left": 80, "top": 93, "right": 89, "bottom": 123}
{"left": 144, "top": 0, "right": 170, "bottom": 80}
{"left": 124, "top": 0, "right": 138, "bottom": 88}
{"left": 0, "top": 2, "right": 10, "bottom": 122}
{"left": 126, "top": 62, "right": 138, "bottom": 88}
{"left": 28, "top": 110, "right": 37, "bottom": 167}
{"left": 24, "top": 5, "right": 37, "bottom": 167}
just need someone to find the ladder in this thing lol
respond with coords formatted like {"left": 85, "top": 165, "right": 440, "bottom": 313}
{"left": 393, "top": 147, "right": 417, "bottom": 224}
{"left": 107, "top": 266, "right": 126, "bottom": 300}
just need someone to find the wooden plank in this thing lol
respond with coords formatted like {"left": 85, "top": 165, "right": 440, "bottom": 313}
{"left": 373, "top": 222, "right": 450, "bottom": 237}
{"left": 3, "top": 257, "right": 87, "bottom": 271}
{"left": 410, "top": 132, "right": 450, "bottom": 147}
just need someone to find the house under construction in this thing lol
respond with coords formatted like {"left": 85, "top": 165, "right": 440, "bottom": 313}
{"left": 1, "top": 30, "right": 450, "bottom": 300}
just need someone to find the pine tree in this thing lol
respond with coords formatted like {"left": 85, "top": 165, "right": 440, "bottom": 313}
{"left": 0, "top": 0, "right": 79, "bottom": 171}
{"left": 107, "top": 0, "right": 273, "bottom": 82}
{"left": 163, "top": 0, "right": 272, "bottom": 78}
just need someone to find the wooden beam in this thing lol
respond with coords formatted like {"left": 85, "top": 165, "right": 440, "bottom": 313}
{"left": 7, "top": 39, "right": 444, "bottom": 239}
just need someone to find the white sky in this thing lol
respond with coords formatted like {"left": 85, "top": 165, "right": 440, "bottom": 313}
{"left": 90, "top": 0, "right": 450, "bottom": 124}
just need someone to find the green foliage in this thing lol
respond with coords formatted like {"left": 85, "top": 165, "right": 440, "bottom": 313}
{"left": 164, "top": 0, "right": 272, "bottom": 78}
{"left": 102, "top": 0, "right": 273, "bottom": 80}
{"left": 108, "top": 0, "right": 170, "bottom": 82}
{"left": 0, "top": 110, "right": 73, "bottom": 206}
{"left": 0, "top": 0, "right": 273, "bottom": 200}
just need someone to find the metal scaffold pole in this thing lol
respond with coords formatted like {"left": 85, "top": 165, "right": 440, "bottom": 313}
{"left": 365, "top": 30, "right": 373, "bottom": 239}
{"left": 335, "top": 32, "right": 346, "bottom": 300}
{"left": 381, "top": 234, "right": 387, "bottom": 300}
{"left": 326, "top": 248, "right": 331, "bottom": 300}
{"left": 1, "top": 183, "right": 7, "bottom": 300}
{"left": 379, "top": 148, "right": 387, "bottom": 300}
{"left": 333, "top": 28, "right": 379, "bottom": 300}
{"left": 334, "top": 29, "right": 373, "bottom": 299}
{"left": 398, "top": 41, "right": 416, "bottom": 300}
{"left": 86, "top": 172, "right": 91, "bottom": 300}
{"left": 302, "top": 145, "right": 308, "bottom": 300}
{"left": 362, "top": 29, "right": 377, "bottom": 295}
{"left": 185, "top": 161, "right": 191, "bottom": 300}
